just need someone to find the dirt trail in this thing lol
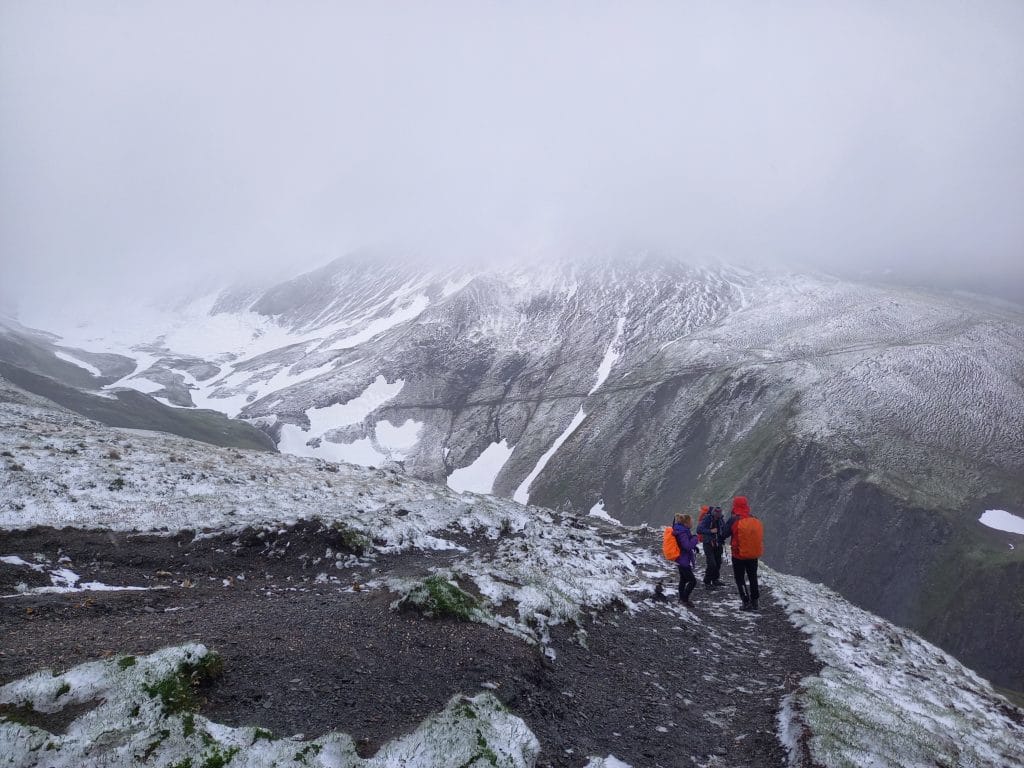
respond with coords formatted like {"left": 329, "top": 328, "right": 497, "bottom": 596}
{"left": 0, "top": 525, "right": 819, "bottom": 768}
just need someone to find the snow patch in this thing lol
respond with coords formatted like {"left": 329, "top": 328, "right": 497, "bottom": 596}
{"left": 306, "top": 376, "right": 404, "bottom": 435}
{"left": 53, "top": 351, "right": 101, "bottom": 377}
{"left": 276, "top": 376, "right": 404, "bottom": 468}
{"left": 588, "top": 500, "right": 622, "bottom": 526}
{"left": 588, "top": 316, "right": 626, "bottom": 395}
{"left": 513, "top": 409, "right": 587, "bottom": 504}
{"left": 0, "top": 645, "right": 542, "bottom": 768}
{"left": 979, "top": 509, "right": 1024, "bottom": 535}
{"left": 121, "top": 376, "right": 164, "bottom": 395}
{"left": 325, "top": 294, "right": 429, "bottom": 350}
{"left": 0, "top": 555, "right": 44, "bottom": 572}
{"left": 447, "top": 440, "right": 514, "bottom": 495}
{"left": 375, "top": 419, "right": 423, "bottom": 458}
{"left": 278, "top": 428, "right": 387, "bottom": 468}
{"left": 584, "top": 757, "right": 633, "bottom": 768}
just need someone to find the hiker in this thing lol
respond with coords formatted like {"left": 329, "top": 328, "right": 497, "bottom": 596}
{"left": 671, "top": 513, "right": 699, "bottom": 606}
{"left": 721, "top": 496, "right": 764, "bottom": 611}
{"left": 696, "top": 504, "right": 726, "bottom": 588}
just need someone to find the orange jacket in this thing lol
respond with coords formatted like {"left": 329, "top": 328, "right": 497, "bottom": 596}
{"left": 724, "top": 496, "right": 764, "bottom": 559}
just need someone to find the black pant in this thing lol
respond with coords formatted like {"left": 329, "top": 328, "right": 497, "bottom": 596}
{"left": 732, "top": 558, "right": 759, "bottom": 603}
{"left": 703, "top": 542, "right": 723, "bottom": 584}
{"left": 677, "top": 564, "right": 696, "bottom": 602}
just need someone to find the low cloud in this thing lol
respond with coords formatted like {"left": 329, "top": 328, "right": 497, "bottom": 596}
{"left": 2, "top": 1, "right": 1023, "bottom": 310}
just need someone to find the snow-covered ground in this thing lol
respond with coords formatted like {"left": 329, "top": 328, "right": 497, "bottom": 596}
{"left": 0, "top": 645, "right": 542, "bottom": 768}
{"left": 773, "top": 573, "right": 1024, "bottom": 767}
{"left": 2, "top": 379, "right": 1022, "bottom": 767}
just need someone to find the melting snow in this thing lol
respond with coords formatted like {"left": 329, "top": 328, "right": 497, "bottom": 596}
{"left": 374, "top": 419, "right": 423, "bottom": 458}
{"left": 587, "top": 500, "right": 622, "bottom": 526}
{"left": 277, "top": 376, "right": 405, "bottom": 468}
{"left": 306, "top": 376, "right": 404, "bottom": 435}
{"left": 978, "top": 509, "right": 1024, "bottom": 535}
{"left": 53, "top": 350, "right": 101, "bottom": 377}
{"left": 0, "top": 562, "right": 152, "bottom": 597}
{"left": 447, "top": 440, "right": 514, "bottom": 495}
{"left": 588, "top": 317, "right": 626, "bottom": 395}
{"left": 0, "top": 645, "right": 544, "bottom": 768}
{"left": 584, "top": 757, "right": 633, "bottom": 768}
{"left": 0, "top": 555, "right": 44, "bottom": 572}
{"left": 324, "top": 294, "right": 429, "bottom": 350}
{"left": 513, "top": 409, "right": 587, "bottom": 504}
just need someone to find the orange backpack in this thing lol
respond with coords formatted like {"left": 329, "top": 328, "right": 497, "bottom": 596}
{"left": 733, "top": 516, "right": 764, "bottom": 559}
{"left": 662, "top": 527, "right": 681, "bottom": 561}
{"left": 696, "top": 506, "right": 709, "bottom": 543}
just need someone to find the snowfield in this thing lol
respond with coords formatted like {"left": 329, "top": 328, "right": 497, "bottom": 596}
{"left": 2, "top": 377, "right": 1022, "bottom": 767}
{"left": 774, "top": 573, "right": 1024, "bottom": 767}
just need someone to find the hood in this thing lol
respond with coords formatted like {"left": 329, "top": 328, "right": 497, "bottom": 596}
{"left": 732, "top": 496, "right": 751, "bottom": 517}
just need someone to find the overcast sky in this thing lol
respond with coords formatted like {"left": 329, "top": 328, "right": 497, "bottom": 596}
{"left": 2, "top": 1, "right": 1023, "bottom": 312}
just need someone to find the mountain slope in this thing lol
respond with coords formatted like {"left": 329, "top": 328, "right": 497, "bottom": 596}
{"left": 1, "top": 375, "right": 1022, "bottom": 768}
{"left": 0, "top": 321, "right": 275, "bottom": 452}
{"left": 13, "top": 255, "right": 1024, "bottom": 693}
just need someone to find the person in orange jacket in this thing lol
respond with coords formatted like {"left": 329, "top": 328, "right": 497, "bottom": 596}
{"left": 721, "top": 495, "right": 764, "bottom": 611}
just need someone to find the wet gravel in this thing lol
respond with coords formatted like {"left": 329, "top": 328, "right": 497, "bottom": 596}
{"left": 0, "top": 525, "right": 820, "bottom": 767}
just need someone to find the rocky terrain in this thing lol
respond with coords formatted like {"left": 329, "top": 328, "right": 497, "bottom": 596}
{"left": 0, "top": 523, "right": 816, "bottom": 768}
{"left": 6, "top": 255, "right": 1023, "bottom": 694}
{"left": 2, "top": 376, "right": 1023, "bottom": 767}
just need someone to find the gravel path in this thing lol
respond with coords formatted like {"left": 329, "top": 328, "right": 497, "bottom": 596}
{"left": 0, "top": 525, "right": 819, "bottom": 767}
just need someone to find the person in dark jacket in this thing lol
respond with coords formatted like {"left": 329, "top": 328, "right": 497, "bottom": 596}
{"left": 672, "top": 513, "right": 699, "bottom": 606}
{"left": 721, "top": 495, "right": 765, "bottom": 611}
{"left": 696, "top": 505, "right": 725, "bottom": 588}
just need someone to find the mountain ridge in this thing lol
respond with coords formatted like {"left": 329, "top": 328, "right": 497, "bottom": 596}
{"left": 1, "top": 373, "right": 1022, "bottom": 767}
{"left": 6, "top": 254, "right": 1024, "bottom": 693}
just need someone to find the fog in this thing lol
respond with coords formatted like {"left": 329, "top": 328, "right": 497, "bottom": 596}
{"left": 2, "top": 1, "right": 1023, "bottom": 312}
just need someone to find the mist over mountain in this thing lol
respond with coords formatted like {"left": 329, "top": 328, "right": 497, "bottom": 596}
{"left": 4, "top": 252, "right": 1023, "bottom": 699}
{"left": 2, "top": 1, "right": 1023, "bottom": 314}
{"left": 3, "top": 3, "right": 1023, "bottom": 765}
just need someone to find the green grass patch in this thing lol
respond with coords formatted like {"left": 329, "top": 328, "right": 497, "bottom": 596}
{"left": 454, "top": 729, "right": 499, "bottom": 767}
{"left": 328, "top": 521, "right": 370, "bottom": 555}
{"left": 54, "top": 682, "right": 70, "bottom": 698}
{"left": 118, "top": 655, "right": 137, "bottom": 670}
{"left": 294, "top": 743, "right": 322, "bottom": 762}
{"left": 0, "top": 703, "right": 41, "bottom": 727}
{"left": 200, "top": 745, "right": 239, "bottom": 768}
{"left": 142, "top": 652, "right": 223, "bottom": 716}
{"left": 398, "top": 576, "right": 482, "bottom": 621}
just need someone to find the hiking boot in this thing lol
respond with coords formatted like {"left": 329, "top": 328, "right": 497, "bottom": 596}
{"left": 751, "top": 600, "right": 759, "bottom": 610}
{"left": 740, "top": 600, "right": 752, "bottom": 611}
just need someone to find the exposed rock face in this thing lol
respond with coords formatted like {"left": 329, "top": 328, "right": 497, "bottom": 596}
{"left": 9, "top": 254, "right": 1024, "bottom": 690}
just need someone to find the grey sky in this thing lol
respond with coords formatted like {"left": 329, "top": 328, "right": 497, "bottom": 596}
{"left": 2, "top": 1, "right": 1023, "bottom": 311}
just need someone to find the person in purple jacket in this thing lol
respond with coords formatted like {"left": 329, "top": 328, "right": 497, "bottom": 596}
{"left": 672, "top": 513, "right": 699, "bottom": 606}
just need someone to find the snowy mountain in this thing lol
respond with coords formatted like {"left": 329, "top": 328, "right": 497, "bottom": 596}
{"left": 6, "top": 253, "right": 1024, "bottom": 696}
{"left": 1, "top": 377, "right": 1022, "bottom": 768}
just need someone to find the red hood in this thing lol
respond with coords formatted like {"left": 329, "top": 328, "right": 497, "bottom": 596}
{"left": 732, "top": 496, "right": 751, "bottom": 517}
